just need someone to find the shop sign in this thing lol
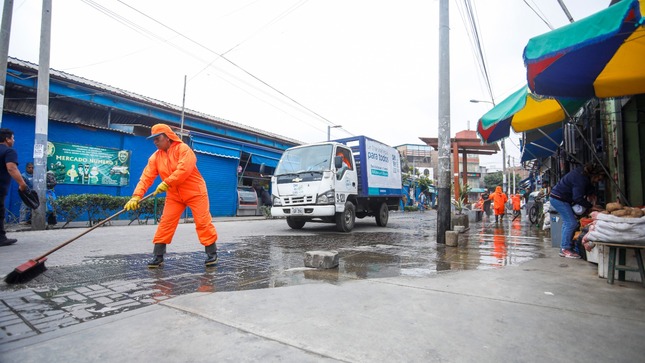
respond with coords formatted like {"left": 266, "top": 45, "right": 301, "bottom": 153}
{"left": 46, "top": 141, "right": 131, "bottom": 186}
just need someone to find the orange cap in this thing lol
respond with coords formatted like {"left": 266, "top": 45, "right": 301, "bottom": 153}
{"left": 148, "top": 123, "right": 181, "bottom": 142}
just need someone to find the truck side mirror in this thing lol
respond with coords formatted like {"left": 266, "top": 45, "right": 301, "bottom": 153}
{"left": 334, "top": 156, "right": 343, "bottom": 169}
{"left": 259, "top": 163, "right": 266, "bottom": 174}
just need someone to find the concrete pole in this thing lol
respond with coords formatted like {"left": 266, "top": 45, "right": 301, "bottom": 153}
{"left": 179, "top": 75, "right": 187, "bottom": 138}
{"left": 437, "top": 0, "right": 451, "bottom": 244}
{"left": 0, "top": 0, "right": 14, "bottom": 127}
{"left": 31, "top": 0, "right": 52, "bottom": 231}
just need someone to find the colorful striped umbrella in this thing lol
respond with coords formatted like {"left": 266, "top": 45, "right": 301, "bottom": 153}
{"left": 524, "top": 0, "right": 645, "bottom": 98}
{"left": 476, "top": 86, "right": 586, "bottom": 144}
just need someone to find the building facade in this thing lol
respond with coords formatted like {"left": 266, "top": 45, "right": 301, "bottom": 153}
{"left": 3, "top": 58, "right": 300, "bottom": 221}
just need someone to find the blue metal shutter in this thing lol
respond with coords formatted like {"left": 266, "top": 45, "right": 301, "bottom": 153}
{"left": 195, "top": 152, "right": 239, "bottom": 217}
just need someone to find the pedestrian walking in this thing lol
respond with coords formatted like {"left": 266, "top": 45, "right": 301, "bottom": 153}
{"left": 0, "top": 128, "right": 29, "bottom": 246}
{"left": 511, "top": 193, "right": 521, "bottom": 221}
{"left": 482, "top": 189, "right": 492, "bottom": 220}
{"left": 124, "top": 123, "right": 218, "bottom": 268}
{"left": 19, "top": 162, "right": 34, "bottom": 224}
{"left": 488, "top": 186, "right": 508, "bottom": 223}
{"left": 418, "top": 191, "right": 427, "bottom": 211}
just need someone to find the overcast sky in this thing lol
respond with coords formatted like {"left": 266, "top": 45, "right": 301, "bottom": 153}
{"left": 7, "top": 0, "right": 610, "bottom": 170}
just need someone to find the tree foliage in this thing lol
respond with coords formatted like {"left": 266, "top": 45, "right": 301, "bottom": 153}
{"left": 484, "top": 171, "right": 503, "bottom": 190}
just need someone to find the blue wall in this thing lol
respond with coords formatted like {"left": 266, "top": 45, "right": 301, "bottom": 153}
{"left": 4, "top": 114, "right": 157, "bottom": 222}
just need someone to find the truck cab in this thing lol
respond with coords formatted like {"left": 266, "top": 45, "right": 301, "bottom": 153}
{"left": 271, "top": 136, "right": 402, "bottom": 232}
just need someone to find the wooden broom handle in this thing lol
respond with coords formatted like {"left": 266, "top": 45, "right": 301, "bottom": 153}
{"left": 35, "top": 193, "right": 155, "bottom": 261}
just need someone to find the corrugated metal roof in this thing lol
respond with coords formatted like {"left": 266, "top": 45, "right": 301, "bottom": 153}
{"left": 7, "top": 57, "right": 302, "bottom": 146}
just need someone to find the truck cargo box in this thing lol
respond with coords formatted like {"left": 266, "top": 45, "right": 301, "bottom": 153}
{"left": 333, "top": 136, "right": 403, "bottom": 198}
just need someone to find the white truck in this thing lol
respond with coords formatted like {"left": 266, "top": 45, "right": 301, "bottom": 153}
{"left": 270, "top": 136, "right": 403, "bottom": 232}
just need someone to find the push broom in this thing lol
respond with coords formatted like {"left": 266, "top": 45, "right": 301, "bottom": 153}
{"left": 4, "top": 193, "right": 154, "bottom": 284}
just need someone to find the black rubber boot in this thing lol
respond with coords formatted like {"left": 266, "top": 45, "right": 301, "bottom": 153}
{"left": 148, "top": 243, "right": 166, "bottom": 268}
{"left": 205, "top": 243, "right": 218, "bottom": 266}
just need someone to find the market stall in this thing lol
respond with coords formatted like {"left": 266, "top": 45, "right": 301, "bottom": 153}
{"left": 582, "top": 205, "right": 645, "bottom": 287}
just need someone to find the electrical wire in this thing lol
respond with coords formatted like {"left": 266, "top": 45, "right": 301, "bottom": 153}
{"left": 72, "top": 0, "right": 346, "bottom": 139}
{"left": 190, "top": 0, "right": 310, "bottom": 81}
{"left": 463, "top": 0, "right": 495, "bottom": 104}
{"left": 110, "top": 0, "right": 341, "bottom": 130}
{"left": 522, "top": 0, "right": 554, "bottom": 30}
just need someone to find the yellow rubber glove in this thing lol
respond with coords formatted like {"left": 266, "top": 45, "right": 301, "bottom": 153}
{"left": 154, "top": 181, "right": 169, "bottom": 195}
{"left": 124, "top": 196, "right": 141, "bottom": 211}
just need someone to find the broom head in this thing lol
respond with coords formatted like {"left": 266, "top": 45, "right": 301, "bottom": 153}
{"left": 4, "top": 257, "right": 48, "bottom": 284}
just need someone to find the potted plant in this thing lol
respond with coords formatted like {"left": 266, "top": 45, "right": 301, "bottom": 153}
{"left": 451, "top": 182, "right": 470, "bottom": 229}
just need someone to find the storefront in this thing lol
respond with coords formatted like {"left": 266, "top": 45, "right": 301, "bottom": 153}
{"left": 3, "top": 58, "right": 297, "bottom": 221}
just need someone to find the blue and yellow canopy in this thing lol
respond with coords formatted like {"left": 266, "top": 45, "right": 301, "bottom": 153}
{"left": 476, "top": 86, "right": 586, "bottom": 144}
{"left": 524, "top": 0, "right": 645, "bottom": 98}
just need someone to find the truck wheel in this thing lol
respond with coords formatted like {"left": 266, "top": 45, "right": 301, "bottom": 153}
{"left": 286, "top": 217, "right": 306, "bottom": 229}
{"left": 335, "top": 202, "right": 355, "bottom": 232}
{"left": 375, "top": 202, "right": 389, "bottom": 227}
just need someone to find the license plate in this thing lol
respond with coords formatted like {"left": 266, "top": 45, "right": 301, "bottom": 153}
{"left": 291, "top": 207, "right": 304, "bottom": 215}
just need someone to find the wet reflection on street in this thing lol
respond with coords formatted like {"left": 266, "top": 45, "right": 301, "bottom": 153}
{"left": 0, "top": 212, "right": 552, "bottom": 343}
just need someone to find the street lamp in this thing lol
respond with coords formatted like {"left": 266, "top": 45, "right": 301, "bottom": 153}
{"left": 470, "top": 99, "right": 507, "bottom": 194}
{"left": 327, "top": 125, "right": 342, "bottom": 141}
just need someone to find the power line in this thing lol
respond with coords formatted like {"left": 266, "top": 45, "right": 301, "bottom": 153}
{"left": 461, "top": 0, "right": 495, "bottom": 103}
{"left": 108, "top": 0, "right": 341, "bottom": 130}
{"left": 522, "top": 0, "right": 554, "bottom": 30}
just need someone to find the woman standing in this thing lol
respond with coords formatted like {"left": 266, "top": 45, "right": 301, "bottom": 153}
{"left": 550, "top": 163, "right": 605, "bottom": 259}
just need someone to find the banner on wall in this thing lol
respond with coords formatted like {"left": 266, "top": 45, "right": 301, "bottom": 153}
{"left": 46, "top": 141, "right": 131, "bottom": 186}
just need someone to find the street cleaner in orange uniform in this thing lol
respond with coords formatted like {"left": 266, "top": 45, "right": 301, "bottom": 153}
{"left": 124, "top": 124, "right": 218, "bottom": 268}
{"left": 488, "top": 185, "right": 508, "bottom": 224}
{"left": 511, "top": 193, "right": 522, "bottom": 221}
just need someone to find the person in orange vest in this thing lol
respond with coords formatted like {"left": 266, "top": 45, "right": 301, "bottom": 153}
{"left": 488, "top": 186, "right": 508, "bottom": 223}
{"left": 511, "top": 193, "right": 522, "bottom": 221}
{"left": 124, "top": 124, "right": 218, "bottom": 268}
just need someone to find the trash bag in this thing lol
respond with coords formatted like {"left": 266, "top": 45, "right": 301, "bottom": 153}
{"left": 19, "top": 186, "right": 40, "bottom": 209}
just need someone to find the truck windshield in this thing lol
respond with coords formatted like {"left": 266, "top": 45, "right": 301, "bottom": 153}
{"left": 275, "top": 144, "right": 333, "bottom": 175}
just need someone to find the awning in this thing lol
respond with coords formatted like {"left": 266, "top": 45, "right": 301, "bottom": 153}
{"left": 192, "top": 137, "right": 240, "bottom": 159}
{"left": 191, "top": 134, "right": 284, "bottom": 165}
{"left": 476, "top": 86, "right": 587, "bottom": 144}
{"left": 251, "top": 154, "right": 280, "bottom": 168}
{"left": 520, "top": 123, "right": 563, "bottom": 162}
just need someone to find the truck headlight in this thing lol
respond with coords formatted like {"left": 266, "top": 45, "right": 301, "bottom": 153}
{"left": 272, "top": 196, "right": 282, "bottom": 206}
{"left": 317, "top": 190, "right": 335, "bottom": 204}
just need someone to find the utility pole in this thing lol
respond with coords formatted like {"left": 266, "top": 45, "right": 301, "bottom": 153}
{"left": 437, "top": 0, "right": 451, "bottom": 244}
{"left": 0, "top": 0, "right": 14, "bottom": 127}
{"left": 31, "top": 0, "right": 52, "bottom": 230}
{"left": 179, "top": 75, "right": 187, "bottom": 138}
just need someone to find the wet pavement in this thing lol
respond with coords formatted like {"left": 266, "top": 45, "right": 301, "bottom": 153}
{"left": 0, "top": 211, "right": 552, "bottom": 345}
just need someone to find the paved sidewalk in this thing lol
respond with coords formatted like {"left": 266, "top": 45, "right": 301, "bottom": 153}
{"left": 1, "top": 233, "right": 643, "bottom": 362}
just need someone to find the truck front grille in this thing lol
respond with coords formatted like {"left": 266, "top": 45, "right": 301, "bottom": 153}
{"left": 282, "top": 195, "right": 315, "bottom": 205}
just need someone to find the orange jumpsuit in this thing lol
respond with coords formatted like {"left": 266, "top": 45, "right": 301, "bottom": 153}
{"left": 133, "top": 126, "right": 217, "bottom": 247}
{"left": 488, "top": 186, "right": 508, "bottom": 216}
{"left": 511, "top": 194, "right": 521, "bottom": 211}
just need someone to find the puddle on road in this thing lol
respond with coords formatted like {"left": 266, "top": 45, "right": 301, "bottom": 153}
{"left": 0, "top": 215, "right": 551, "bottom": 343}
